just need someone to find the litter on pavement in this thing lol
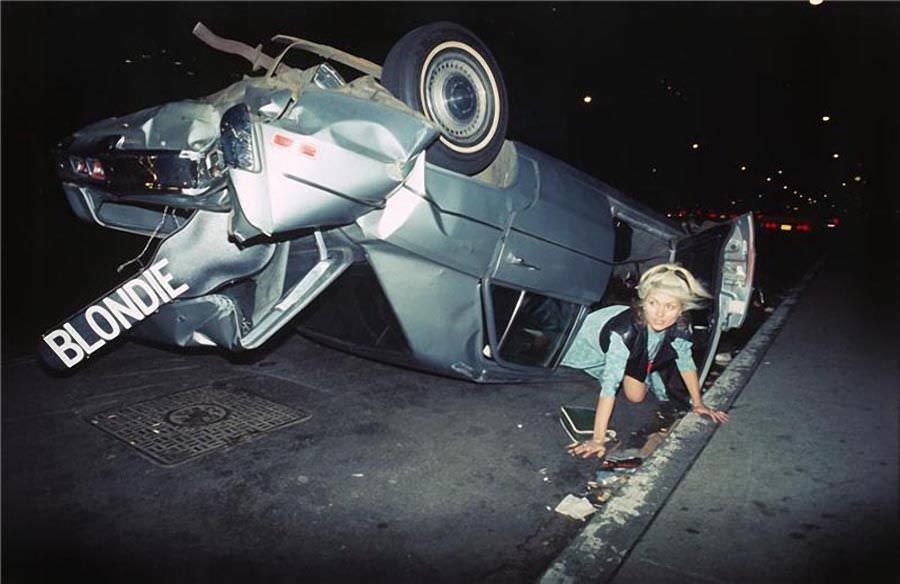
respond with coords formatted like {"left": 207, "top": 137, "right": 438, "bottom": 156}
{"left": 554, "top": 494, "right": 597, "bottom": 521}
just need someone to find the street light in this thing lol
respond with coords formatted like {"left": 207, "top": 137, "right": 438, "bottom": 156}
{"left": 832, "top": 153, "right": 840, "bottom": 159}
{"left": 583, "top": 95, "right": 592, "bottom": 104}
{"left": 691, "top": 143, "right": 699, "bottom": 150}
{"left": 822, "top": 115, "right": 831, "bottom": 122}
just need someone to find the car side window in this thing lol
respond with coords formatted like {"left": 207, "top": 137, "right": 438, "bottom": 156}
{"left": 489, "top": 284, "right": 581, "bottom": 367}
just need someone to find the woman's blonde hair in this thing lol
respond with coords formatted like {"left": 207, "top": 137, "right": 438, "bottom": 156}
{"left": 637, "top": 263, "right": 713, "bottom": 311}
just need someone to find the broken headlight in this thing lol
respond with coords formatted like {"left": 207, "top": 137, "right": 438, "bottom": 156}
{"left": 220, "top": 103, "right": 260, "bottom": 172}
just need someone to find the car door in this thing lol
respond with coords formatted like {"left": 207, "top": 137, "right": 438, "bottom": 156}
{"left": 673, "top": 212, "right": 756, "bottom": 384}
{"left": 479, "top": 146, "right": 617, "bottom": 374}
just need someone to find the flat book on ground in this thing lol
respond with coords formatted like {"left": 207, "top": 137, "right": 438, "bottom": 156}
{"left": 559, "top": 405, "right": 596, "bottom": 443}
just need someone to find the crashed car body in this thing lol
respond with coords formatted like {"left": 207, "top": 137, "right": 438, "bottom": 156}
{"left": 43, "top": 23, "right": 755, "bottom": 385}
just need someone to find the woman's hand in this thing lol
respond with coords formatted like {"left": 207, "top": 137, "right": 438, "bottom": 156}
{"left": 693, "top": 403, "right": 729, "bottom": 423}
{"left": 567, "top": 439, "right": 606, "bottom": 459}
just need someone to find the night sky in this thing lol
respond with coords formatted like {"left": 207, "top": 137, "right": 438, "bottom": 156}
{"left": 2, "top": 2, "right": 898, "bottom": 355}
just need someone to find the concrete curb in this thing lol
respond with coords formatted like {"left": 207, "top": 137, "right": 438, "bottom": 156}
{"left": 539, "top": 258, "right": 825, "bottom": 584}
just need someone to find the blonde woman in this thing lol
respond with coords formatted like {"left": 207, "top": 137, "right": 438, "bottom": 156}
{"left": 564, "top": 263, "right": 729, "bottom": 459}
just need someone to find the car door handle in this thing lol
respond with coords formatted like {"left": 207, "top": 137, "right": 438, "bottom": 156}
{"left": 507, "top": 254, "right": 540, "bottom": 271}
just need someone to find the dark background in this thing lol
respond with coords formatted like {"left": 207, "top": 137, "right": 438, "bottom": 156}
{"left": 2, "top": 1, "right": 898, "bottom": 357}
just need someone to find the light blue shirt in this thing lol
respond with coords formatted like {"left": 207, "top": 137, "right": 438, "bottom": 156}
{"left": 561, "top": 306, "right": 697, "bottom": 400}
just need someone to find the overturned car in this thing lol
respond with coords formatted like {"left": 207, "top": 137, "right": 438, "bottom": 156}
{"left": 42, "top": 22, "right": 755, "bottom": 385}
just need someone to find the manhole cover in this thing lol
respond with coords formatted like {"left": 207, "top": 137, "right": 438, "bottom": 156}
{"left": 87, "top": 385, "right": 310, "bottom": 466}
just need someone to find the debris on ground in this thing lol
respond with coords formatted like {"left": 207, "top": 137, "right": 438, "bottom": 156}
{"left": 554, "top": 494, "right": 597, "bottom": 521}
{"left": 594, "top": 470, "right": 619, "bottom": 486}
{"left": 599, "top": 457, "right": 642, "bottom": 470}
{"left": 714, "top": 352, "right": 734, "bottom": 365}
{"left": 639, "top": 431, "right": 667, "bottom": 458}
{"left": 556, "top": 394, "right": 690, "bottom": 518}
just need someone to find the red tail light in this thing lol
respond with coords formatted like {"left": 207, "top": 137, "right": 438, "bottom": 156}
{"left": 796, "top": 223, "right": 811, "bottom": 232}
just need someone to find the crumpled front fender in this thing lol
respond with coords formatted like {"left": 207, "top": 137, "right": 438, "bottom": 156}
{"left": 227, "top": 81, "right": 438, "bottom": 241}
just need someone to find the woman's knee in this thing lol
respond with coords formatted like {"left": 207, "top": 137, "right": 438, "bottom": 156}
{"left": 625, "top": 391, "right": 646, "bottom": 403}
{"left": 622, "top": 376, "right": 647, "bottom": 403}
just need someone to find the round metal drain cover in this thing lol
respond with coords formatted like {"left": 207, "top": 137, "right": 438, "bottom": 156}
{"left": 166, "top": 404, "right": 230, "bottom": 427}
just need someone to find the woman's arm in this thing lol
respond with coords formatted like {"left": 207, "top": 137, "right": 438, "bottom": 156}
{"left": 568, "top": 395, "right": 615, "bottom": 458}
{"left": 567, "top": 332, "right": 631, "bottom": 459}
{"left": 680, "top": 369, "right": 729, "bottom": 423}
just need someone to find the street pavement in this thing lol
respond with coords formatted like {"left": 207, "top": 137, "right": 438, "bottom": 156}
{"left": 546, "top": 233, "right": 898, "bottom": 583}
{"left": 2, "top": 303, "right": 670, "bottom": 583}
{"left": 5, "top": 232, "right": 890, "bottom": 583}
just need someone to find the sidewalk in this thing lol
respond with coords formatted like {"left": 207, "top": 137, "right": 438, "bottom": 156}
{"left": 544, "top": 239, "right": 898, "bottom": 583}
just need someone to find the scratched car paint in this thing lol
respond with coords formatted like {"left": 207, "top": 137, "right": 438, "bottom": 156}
{"left": 42, "top": 22, "right": 755, "bottom": 384}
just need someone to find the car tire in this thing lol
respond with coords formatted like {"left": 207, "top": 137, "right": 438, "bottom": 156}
{"left": 382, "top": 22, "right": 508, "bottom": 176}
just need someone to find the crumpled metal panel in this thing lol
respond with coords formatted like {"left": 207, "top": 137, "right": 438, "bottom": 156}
{"left": 228, "top": 85, "right": 438, "bottom": 237}
{"left": 74, "top": 101, "right": 219, "bottom": 152}
{"left": 422, "top": 146, "right": 538, "bottom": 229}
{"left": 360, "top": 241, "right": 566, "bottom": 382}
{"left": 286, "top": 86, "right": 436, "bottom": 163}
{"left": 70, "top": 76, "right": 297, "bottom": 151}
{"left": 132, "top": 294, "right": 242, "bottom": 349}
{"left": 355, "top": 156, "right": 505, "bottom": 280}
{"left": 62, "top": 185, "right": 191, "bottom": 237}
{"left": 362, "top": 243, "right": 487, "bottom": 377}
{"left": 150, "top": 210, "right": 274, "bottom": 299}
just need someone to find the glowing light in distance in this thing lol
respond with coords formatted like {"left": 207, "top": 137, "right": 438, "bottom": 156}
{"left": 583, "top": 95, "right": 592, "bottom": 104}
{"left": 691, "top": 143, "right": 699, "bottom": 150}
{"left": 832, "top": 153, "right": 840, "bottom": 159}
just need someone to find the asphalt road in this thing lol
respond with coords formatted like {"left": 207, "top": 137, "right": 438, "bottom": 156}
{"left": 609, "top": 230, "right": 897, "bottom": 584}
{"left": 2, "top": 232, "right": 827, "bottom": 583}
{"left": 2, "top": 317, "right": 658, "bottom": 583}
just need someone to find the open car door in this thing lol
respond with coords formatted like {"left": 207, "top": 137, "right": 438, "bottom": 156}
{"left": 673, "top": 212, "right": 756, "bottom": 385}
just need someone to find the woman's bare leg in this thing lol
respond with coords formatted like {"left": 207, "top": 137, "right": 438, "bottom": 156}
{"left": 622, "top": 375, "right": 648, "bottom": 403}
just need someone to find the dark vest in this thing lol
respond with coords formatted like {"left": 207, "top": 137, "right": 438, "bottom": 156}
{"left": 598, "top": 307, "right": 693, "bottom": 405}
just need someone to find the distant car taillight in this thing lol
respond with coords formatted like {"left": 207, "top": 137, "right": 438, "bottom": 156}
{"left": 69, "top": 156, "right": 88, "bottom": 175}
{"left": 87, "top": 158, "right": 106, "bottom": 180}
{"left": 796, "top": 223, "right": 811, "bottom": 232}
{"left": 69, "top": 156, "right": 105, "bottom": 180}
{"left": 221, "top": 103, "right": 260, "bottom": 172}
